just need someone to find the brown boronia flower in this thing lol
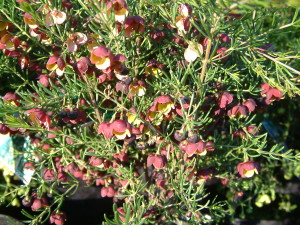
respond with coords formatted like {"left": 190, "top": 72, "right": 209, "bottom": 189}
{"left": 126, "top": 108, "right": 143, "bottom": 126}
{"left": 45, "top": 10, "right": 67, "bottom": 26}
{"left": 147, "top": 154, "right": 167, "bottom": 169}
{"left": 243, "top": 99, "right": 257, "bottom": 113}
{"left": 110, "top": 119, "right": 132, "bottom": 140}
{"left": 227, "top": 104, "right": 248, "bottom": 118}
{"left": 179, "top": 140, "right": 207, "bottom": 156}
{"left": 98, "top": 122, "right": 113, "bottom": 139}
{"left": 106, "top": 0, "right": 128, "bottom": 23}
{"left": 175, "top": 16, "right": 190, "bottom": 35}
{"left": 3, "top": 92, "right": 21, "bottom": 106}
{"left": 31, "top": 195, "right": 49, "bottom": 211}
{"left": 66, "top": 32, "right": 87, "bottom": 52}
{"left": 44, "top": 168, "right": 55, "bottom": 180}
{"left": 23, "top": 13, "right": 38, "bottom": 29}
{"left": 217, "top": 33, "right": 231, "bottom": 44}
{"left": 124, "top": 16, "right": 145, "bottom": 37}
{"left": 101, "top": 186, "right": 116, "bottom": 198}
{"left": 260, "top": 83, "right": 283, "bottom": 104}
{"left": 25, "top": 108, "right": 51, "bottom": 129}
{"left": 90, "top": 46, "right": 114, "bottom": 70}
{"left": 129, "top": 80, "right": 146, "bottom": 98}
{"left": 178, "top": 4, "right": 192, "bottom": 18}
{"left": 216, "top": 47, "right": 229, "bottom": 61}
{"left": 29, "top": 28, "right": 52, "bottom": 45}
{"left": 0, "top": 20, "right": 10, "bottom": 31}
{"left": 237, "top": 161, "right": 260, "bottom": 178}
{"left": 151, "top": 95, "right": 175, "bottom": 116}
{"left": 145, "top": 60, "right": 164, "bottom": 77}
{"left": 0, "top": 33, "right": 20, "bottom": 51}
{"left": 46, "top": 55, "right": 66, "bottom": 76}
{"left": 49, "top": 211, "right": 67, "bottom": 225}
{"left": 218, "top": 92, "right": 234, "bottom": 109}
{"left": 184, "top": 42, "right": 204, "bottom": 63}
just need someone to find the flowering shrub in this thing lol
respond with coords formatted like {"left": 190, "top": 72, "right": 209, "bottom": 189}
{"left": 0, "top": 0, "right": 300, "bottom": 224}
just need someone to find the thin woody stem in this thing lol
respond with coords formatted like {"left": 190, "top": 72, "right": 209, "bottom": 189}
{"left": 200, "top": 38, "right": 213, "bottom": 83}
{"left": 254, "top": 48, "right": 300, "bottom": 75}
{"left": 80, "top": 74, "right": 102, "bottom": 124}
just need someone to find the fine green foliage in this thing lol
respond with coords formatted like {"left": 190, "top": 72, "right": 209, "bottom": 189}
{"left": 0, "top": 0, "right": 299, "bottom": 224}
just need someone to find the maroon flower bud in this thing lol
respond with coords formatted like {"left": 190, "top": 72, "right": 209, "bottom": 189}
{"left": 22, "top": 196, "right": 32, "bottom": 207}
{"left": 247, "top": 125, "right": 259, "bottom": 136}
{"left": 0, "top": 123, "right": 9, "bottom": 134}
{"left": 217, "top": 33, "right": 231, "bottom": 44}
{"left": 216, "top": 47, "right": 229, "bottom": 61}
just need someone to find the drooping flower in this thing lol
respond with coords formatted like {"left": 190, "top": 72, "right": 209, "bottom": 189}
{"left": 237, "top": 161, "right": 260, "bottom": 178}
{"left": 46, "top": 10, "right": 67, "bottom": 26}
{"left": 3, "top": 92, "right": 21, "bottom": 106}
{"left": 49, "top": 211, "right": 67, "bottom": 225}
{"left": 23, "top": 13, "right": 39, "bottom": 29}
{"left": 110, "top": 119, "right": 132, "bottom": 140}
{"left": 147, "top": 154, "right": 167, "bottom": 169}
{"left": 124, "top": 16, "right": 145, "bottom": 37}
{"left": 175, "top": 16, "right": 190, "bottom": 35}
{"left": 152, "top": 95, "right": 175, "bottom": 116}
{"left": 90, "top": 46, "right": 114, "bottom": 70}
{"left": 25, "top": 108, "right": 51, "bottom": 129}
{"left": 0, "top": 34, "right": 20, "bottom": 51}
{"left": 129, "top": 80, "right": 146, "bottom": 98}
{"left": 66, "top": 32, "right": 87, "bottom": 52}
{"left": 260, "top": 83, "right": 283, "bottom": 104}
{"left": 106, "top": 0, "right": 128, "bottom": 23}
{"left": 180, "top": 140, "right": 207, "bottom": 156}
{"left": 46, "top": 55, "right": 66, "bottom": 76}
{"left": 178, "top": 4, "right": 192, "bottom": 18}
{"left": 145, "top": 60, "right": 164, "bottom": 77}
{"left": 218, "top": 92, "right": 233, "bottom": 108}
{"left": 243, "top": 99, "right": 257, "bottom": 113}
{"left": 227, "top": 104, "right": 248, "bottom": 118}
{"left": 184, "top": 43, "right": 203, "bottom": 63}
